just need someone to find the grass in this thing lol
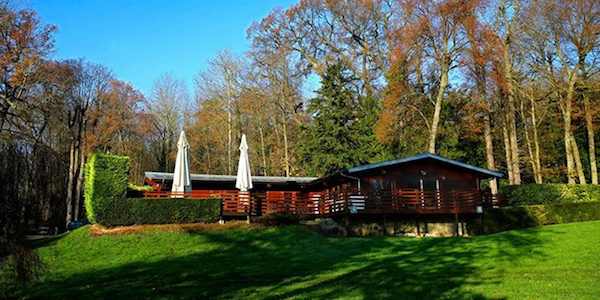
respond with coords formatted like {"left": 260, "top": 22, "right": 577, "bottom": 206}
{"left": 5, "top": 221, "right": 600, "bottom": 299}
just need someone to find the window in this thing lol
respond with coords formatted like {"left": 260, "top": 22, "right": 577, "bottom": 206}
{"left": 373, "top": 179, "right": 391, "bottom": 190}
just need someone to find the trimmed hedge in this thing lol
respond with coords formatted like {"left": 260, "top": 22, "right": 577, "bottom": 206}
{"left": 95, "top": 197, "right": 221, "bottom": 226}
{"left": 84, "top": 153, "right": 221, "bottom": 226}
{"left": 501, "top": 184, "right": 600, "bottom": 206}
{"left": 84, "top": 153, "right": 130, "bottom": 223}
{"left": 127, "top": 183, "right": 154, "bottom": 198}
{"left": 482, "top": 202, "right": 600, "bottom": 234}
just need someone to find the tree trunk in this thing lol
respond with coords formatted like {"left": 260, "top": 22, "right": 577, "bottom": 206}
{"left": 259, "top": 126, "right": 267, "bottom": 176}
{"left": 523, "top": 118, "right": 539, "bottom": 183}
{"left": 74, "top": 152, "right": 86, "bottom": 221}
{"left": 584, "top": 95, "right": 598, "bottom": 184}
{"left": 428, "top": 67, "right": 448, "bottom": 154}
{"left": 65, "top": 141, "right": 78, "bottom": 227}
{"left": 282, "top": 120, "right": 290, "bottom": 177}
{"left": 503, "top": 41, "right": 521, "bottom": 185}
{"left": 521, "top": 98, "right": 542, "bottom": 183}
{"left": 530, "top": 96, "right": 543, "bottom": 183}
{"left": 560, "top": 89, "right": 577, "bottom": 183}
{"left": 484, "top": 112, "right": 498, "bottom": 194}
{"left": 570, "top": 134, "right": 586, "bottom": 184}
{"left": 502, "top": 120, "right": 514, "bottom": 185}
{"left": 564, "top": 130, "right": 576, "bottom": 183}
{"left": 225, "top": 72, "right": 234, "bottom": 176}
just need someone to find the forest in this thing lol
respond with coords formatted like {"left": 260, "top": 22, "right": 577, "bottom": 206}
{"left": 1, "top": 0, "right": 599, "bottom": 278}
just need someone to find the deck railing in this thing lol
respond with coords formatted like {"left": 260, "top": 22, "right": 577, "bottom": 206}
{"left": 143, "top": 187, "right": 507, "bottom": 217}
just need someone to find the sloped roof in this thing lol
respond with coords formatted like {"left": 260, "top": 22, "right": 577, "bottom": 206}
{"left": 144, "top": 172, "right": 318, "bottom": 184}
{"left": 347, "top": 152, "right": 503, "bottom": 178}
{"left": 145, "top": 153, "right": 501, "bottom": 186}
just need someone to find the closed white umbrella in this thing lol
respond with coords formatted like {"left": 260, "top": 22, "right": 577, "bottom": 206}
{"left": 235, "top": 134, "right": 253, "bottom": 191}
{"left": 172, "top": 131, "right": 191, "bottom": 196}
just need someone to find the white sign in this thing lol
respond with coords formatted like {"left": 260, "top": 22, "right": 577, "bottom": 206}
{"left": 476, "top": 206, "right": 483, "bottom": 214}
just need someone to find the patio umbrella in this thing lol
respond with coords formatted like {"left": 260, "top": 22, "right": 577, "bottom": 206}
{"left": 172, "top": 130, "right": 191, "bottom": 195}
{"left": 235, "top": 134, "right": 253, "bottom": 191}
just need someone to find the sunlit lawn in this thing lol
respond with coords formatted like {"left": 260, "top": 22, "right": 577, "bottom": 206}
{"left": 7, "top": 221, "right": 600, "bottom": 299}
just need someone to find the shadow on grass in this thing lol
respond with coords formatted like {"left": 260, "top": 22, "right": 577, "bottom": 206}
{"left": 26, "top": 226, "right": 549, "bottom": 300}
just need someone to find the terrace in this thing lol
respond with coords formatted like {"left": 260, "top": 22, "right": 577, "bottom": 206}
{"left": 143, "top": 152, "right": 508, "bottom": 218}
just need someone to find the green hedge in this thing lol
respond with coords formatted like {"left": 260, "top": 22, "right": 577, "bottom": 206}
{"left": 127, "top": 183, "right": 154, "bottom": 197}
{"left": 84, "top": 153, "right": 221, "bottom": 226}
{"left": 95, "top": 197, "right": 221, "bottom": 226}
{"left": 84, "top": 153, "right": 131, "bottom": 223}
{"left": 481, "top": 202, "right": 600, "bottom": 234}
{"left": 501, "top": 184, "right": 600, "bottom": 206}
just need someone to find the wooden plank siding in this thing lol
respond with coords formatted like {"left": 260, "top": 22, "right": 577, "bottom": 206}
{"left": 142, "top": 188, "right": 507, "bottom": 217}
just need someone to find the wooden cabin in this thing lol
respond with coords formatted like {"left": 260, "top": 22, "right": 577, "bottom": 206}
{"left": 143, "top": 152, "right": 506, "bottom": 218}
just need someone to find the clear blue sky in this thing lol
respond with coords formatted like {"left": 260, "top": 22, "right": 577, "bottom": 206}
{"left": 30, "top": 0, "right": 298, "bottom": 97}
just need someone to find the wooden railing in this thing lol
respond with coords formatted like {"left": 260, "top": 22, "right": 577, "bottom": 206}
{"left": 142, "top": 188, "right": 507, "bottom": 216}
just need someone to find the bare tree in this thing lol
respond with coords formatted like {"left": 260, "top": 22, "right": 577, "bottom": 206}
{"left": 64, "top": 60, "right": 112, "bottom": 225}
{"left": 147, "top": 72, "right": 188, "bottom": 172}
{"left": 194, "top": 50, "right": 245, "bottom": 175}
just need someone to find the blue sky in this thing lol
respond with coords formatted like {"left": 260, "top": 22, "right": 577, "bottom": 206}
{"left": 30, "top": 0, "right": 298, "bottom": 97}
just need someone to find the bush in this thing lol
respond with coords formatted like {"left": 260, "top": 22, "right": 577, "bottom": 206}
{"left": 84, "top": 153, "right": 221, "bottom": 226}
{"left": 127, "top": 183, "right": 154, "bottom": 197}
{"left": 501, "top": 184, "right": 600, "bottom": 206}
{"left": 84, "top": 153, "right": 130, "bottom": 223}
{"left": 95, "top": 197, "right": 221, "bottom": 226}
{"left": 255, "top": 213, "right": 301, "bottom": 226}
{"left": 481, "top": 202, "right": 600, "bottom": 234}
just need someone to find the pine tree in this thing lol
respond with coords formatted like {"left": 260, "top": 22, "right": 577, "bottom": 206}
{"left": 297, "top": 63, "right": 385, "bottom": 176}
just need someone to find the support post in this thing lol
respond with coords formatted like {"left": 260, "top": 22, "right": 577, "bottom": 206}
{"left": 416, "top": 215, "right": 421, "bottom": 236}
{"left": 454, "top": 212, "right": 460, "bottom": 237}
{"left": 454, "top": 197, "right": 459, "bottom": 236}
{"left": 344, "top": 188, "right": 350, "bottom": 227}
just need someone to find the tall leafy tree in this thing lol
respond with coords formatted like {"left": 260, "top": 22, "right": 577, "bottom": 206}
{"left": 297, "top": 62, "right": 383, "bottom": 176}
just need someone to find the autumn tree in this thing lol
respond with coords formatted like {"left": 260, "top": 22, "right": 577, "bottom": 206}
{"left": 489, "top": 0, "right": 528, "bottom": 185}
{"left": 193, "top": 51, "right": 245, "bottom": 175}
{"left": 248, "top": 0, "right": 395, "bottom": 96}
{"left": 250, "top": 48, "right": 307, "bottom": 176}
{"left": 88, "top": 79, "right": 152, "bottom": 182}
{"left": 460, "top": 0, "right": 502, "bottom": 191}
{"left": 0, "top": 0, "right": 56, "bottom": 285}
{"left": 0, "top": 0, "right": 56, "bottom": 136}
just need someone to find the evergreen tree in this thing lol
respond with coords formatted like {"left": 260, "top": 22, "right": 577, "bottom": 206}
{"left": 297, "top": 63, "right": 385, "bottom": 176}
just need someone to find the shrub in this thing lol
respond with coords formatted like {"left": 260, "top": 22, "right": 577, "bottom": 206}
{"left": 84, "top": 153, "right": 130, "bottom": 223}
{"left": 255, "top": 213, "right": 301, "bottom": 226}
{"left": 85, "top": 153, "right": 221, "bottom": 226}
{"left": 127, "top": 183, "right": 154, "bottom": 197}
{"left": 501, "top": 184, "right": 600, "bottom": 206}
{"left": 95, "top": 197, "right": 221, "bottom": 227}
{"left": 481, "top": 202, "right": 600, "bottom": 234}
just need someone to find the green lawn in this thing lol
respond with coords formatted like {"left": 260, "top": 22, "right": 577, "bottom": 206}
{"left": 7, "top": 221, "right": 600, "bottom": 299}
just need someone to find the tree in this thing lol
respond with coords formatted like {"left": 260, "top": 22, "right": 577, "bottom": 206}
{"left": 525, "top": 0, "right": 600, "bottom": 184}
{"left": 461, "top": 0, "right": 502, "bottom": 191}
{"left": 0, "top": 0, "right": 56, "bottom": 137}
{"left": 194, "top": 51, "right": 245, "bottom": 175}
{"left": 248, "top": 0, "right": 395, "bottom": 96}
{"left": 297, "top": 62, "right": 383, "bottom": 176}
{"left": 88, "top": 79, "right": 152, "bottom": 182}
{"left": 250, "top": 48, "right": 306, "bottom": 176}
{"left": 147, "top": 72, "right": 188, "bottom": 172}
{"left": 63, "top": 60, "right": 112, "bottom": 224}
{"left": 0, "top": 0, "right": 55, "bottom": 285}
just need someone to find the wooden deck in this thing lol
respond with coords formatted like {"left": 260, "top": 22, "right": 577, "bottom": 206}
{"left": 143, "top": 188, "right": 507, "bottom": 217}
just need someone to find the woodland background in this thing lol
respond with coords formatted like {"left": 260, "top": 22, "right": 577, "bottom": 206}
{"left": 1, "top": 0, "right": 599, "bottom": 270}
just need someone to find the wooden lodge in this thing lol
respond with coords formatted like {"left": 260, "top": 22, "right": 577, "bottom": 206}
{"left": 144, "top": 152, "right": 507, "bottom": 219}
